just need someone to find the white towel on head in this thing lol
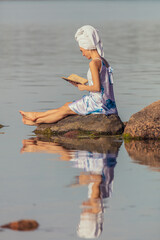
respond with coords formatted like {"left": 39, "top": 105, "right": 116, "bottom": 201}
{"left": 75, "top": 25, "right": 104, "bottom": 57}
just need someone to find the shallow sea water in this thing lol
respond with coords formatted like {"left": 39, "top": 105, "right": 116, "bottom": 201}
{"left": 0, "top": 1, "right": 160, "bottom": 239}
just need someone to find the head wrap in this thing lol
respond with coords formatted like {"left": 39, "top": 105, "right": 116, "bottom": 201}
{"left": 75, "top": 25, "right": 104, "bottom": 57}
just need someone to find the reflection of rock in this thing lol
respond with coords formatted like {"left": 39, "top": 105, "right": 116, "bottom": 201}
{"left": 1, "top": 220, "right": 39, "bottom": 231}
{"left": 124, "top": 100, "right": 160, "bottom": 139}
{"left": 35, "top": 114, "right": 124, "bottom": 136}
{"left": 37, "top": 135, "right": 122, "bottom": 154}
{"left": 125, "top": 140, "right": 160, "bottom": 172}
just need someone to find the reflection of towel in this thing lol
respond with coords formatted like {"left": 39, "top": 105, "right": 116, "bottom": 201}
{"left": 77, "top": 212, "right": 103, "bottom": 239}
{"left": 71, "top": 151, "right": 104, "bottom": 174}
{"left": 75, "top": 25, "right": 104, "bottom": 57}
{"left": 71, "top": 151, "right": 117, "bottom": 175}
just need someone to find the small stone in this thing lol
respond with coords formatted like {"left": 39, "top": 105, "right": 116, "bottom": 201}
{"left": 1, "top": 220, "right": 39, "bottom": 231}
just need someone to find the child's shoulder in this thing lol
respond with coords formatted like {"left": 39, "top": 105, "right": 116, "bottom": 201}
{"left": 89, "top": 59, "right": 101, "bottom": 69}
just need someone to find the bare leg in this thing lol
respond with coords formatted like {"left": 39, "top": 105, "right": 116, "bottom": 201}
{"left": 20, "top": 108, "right": 59, "bottom": 121}
{"left": 19, "top": 102, "right": 72, "bottom": 121}
{"left": 21, "top": 103, "right": 77, "bottom": 125}
{"left": 21, "top": 139, "right": 71, "bottom": 160}
{"left": 36, "top": 104, "right": 76, "bottom": 124}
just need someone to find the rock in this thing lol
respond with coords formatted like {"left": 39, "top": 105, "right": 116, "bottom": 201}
{"left": 35, "top": 114, "right": 124, "bottom": 136}
{"left": 124, "top": 100, "right": 160, "bottom": 139}
{"left": 0, "top": 124, "right": 4, "bottom": 129}
{"left": 125, "top": 140, "right": 160, "bottom": 172}
{"left": 1, "top": 219, "right": 39, "bottom": 231}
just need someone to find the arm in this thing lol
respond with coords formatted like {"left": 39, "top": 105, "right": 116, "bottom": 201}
{"left": 78, "top": 60, "right": 101, "bottom": 92}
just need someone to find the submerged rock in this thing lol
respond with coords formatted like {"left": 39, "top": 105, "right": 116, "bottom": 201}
{"left": 124, "top": 100, "right": 160, "bottom": 139}
{"left": 1, "top": 219, "right": 39, "bottom": 231}
{"left": 35, "top": 114, "right": 124, "bottom": 136}
{"left": 125, "top": 140, "right": 160, "bottom": 172}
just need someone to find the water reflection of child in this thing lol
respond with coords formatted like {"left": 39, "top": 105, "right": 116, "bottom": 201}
{"left": 20, "top": 139, "right": 118, "bottom": 239}
{"left": 71, "top": 151, "right": 117, "bottom": 239}
{"left": 19, "top": 25, "right": 117, "bottom": 125}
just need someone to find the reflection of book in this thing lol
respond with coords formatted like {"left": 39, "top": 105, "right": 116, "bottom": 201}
{"left": 62, "top": 74, "right": 88, "bottom": 85}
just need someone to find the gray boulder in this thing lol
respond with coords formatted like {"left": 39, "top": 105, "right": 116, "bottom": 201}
{"left": 124, "top": 100, "right": 160, "bottom": 139}
{"left": 35, "top": 114, "right": 124, "bottom": 136}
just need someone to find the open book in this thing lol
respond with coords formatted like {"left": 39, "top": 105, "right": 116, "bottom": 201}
{"left": 62, "top": 74, "right": 88, "bottom": 85}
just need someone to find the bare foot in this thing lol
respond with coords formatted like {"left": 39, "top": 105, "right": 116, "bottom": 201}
{"left": 19, "top": 111, "right": 37, "bottom": 121}
{"left": 22, "top": 117, "right": 37, "bottom": 126}
{"left": 21, "top": 139, "right": 38, "bottom": 153}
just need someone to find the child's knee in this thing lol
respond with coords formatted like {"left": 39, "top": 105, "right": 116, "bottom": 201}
{"left": 59, "top": 105, "right": 68, "bottom": 115}
{"left": 60, "top": 103, "right": 75, "bottom": 115}
{"left": 62, "top": 105, "right": 74, "bottom": 115}
{"left": 63, "top": 102, "right": 72, "bottom": 107}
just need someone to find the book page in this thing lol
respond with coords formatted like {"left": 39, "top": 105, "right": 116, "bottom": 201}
{"left": 62, "top": 74, "right": 88, "bottom": 85}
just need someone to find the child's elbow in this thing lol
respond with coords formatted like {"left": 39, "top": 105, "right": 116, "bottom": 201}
{"left": 95, "top": 86, "right": 101, "bottom": 92}
{"left": 92, "top": 85, "right": 101, "bottom": 92}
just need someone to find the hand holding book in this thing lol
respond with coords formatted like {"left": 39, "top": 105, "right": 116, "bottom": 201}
{"left": 62, "top": 74, "right": 88, "bottom": 86}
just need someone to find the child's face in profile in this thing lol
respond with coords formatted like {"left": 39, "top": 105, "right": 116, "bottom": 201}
{"left": 80, "top": 47, "right": 91, "bottom": 60}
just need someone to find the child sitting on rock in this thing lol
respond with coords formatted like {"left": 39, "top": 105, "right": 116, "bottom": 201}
{"left": 20, "top": 25, "right": 118, "bottom": 125}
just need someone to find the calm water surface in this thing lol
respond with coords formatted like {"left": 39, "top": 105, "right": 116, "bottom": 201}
{"left": 0, "top": 1, "right": 160, "bottom": 239}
